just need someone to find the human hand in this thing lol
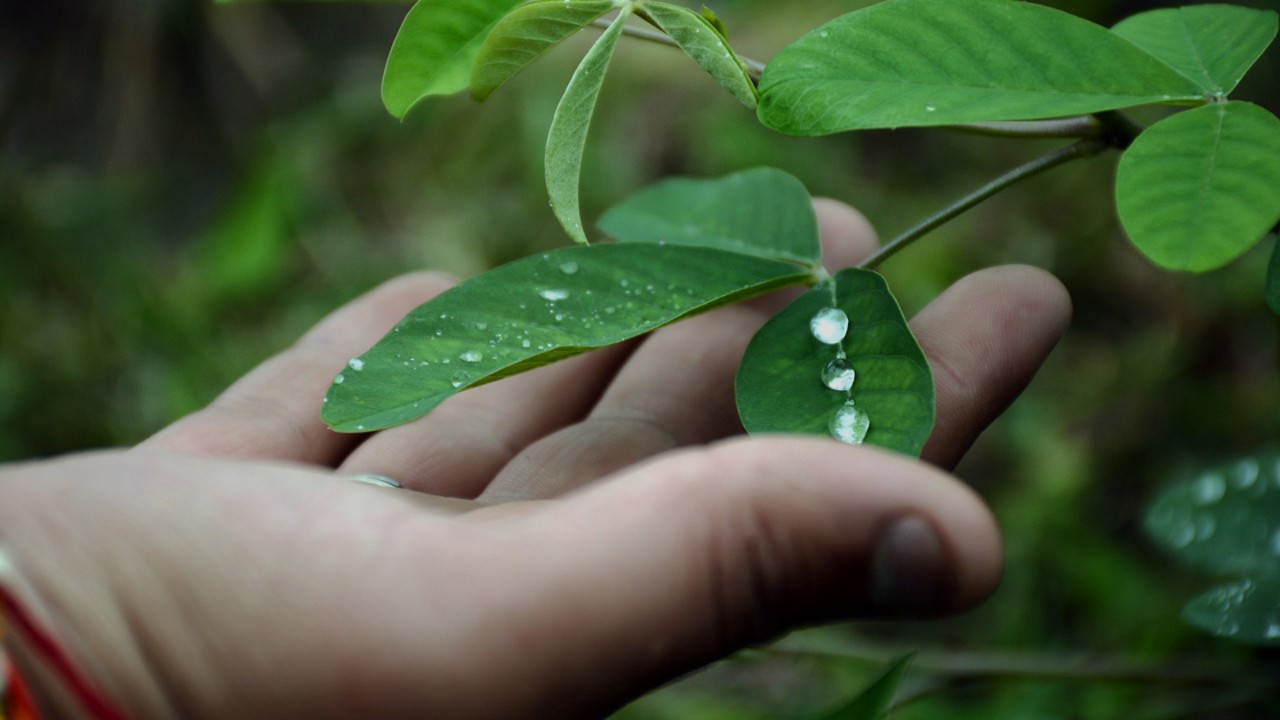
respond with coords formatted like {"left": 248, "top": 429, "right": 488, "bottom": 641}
{"left": 0, "top": 200, "right": 1070, "bottom": 719}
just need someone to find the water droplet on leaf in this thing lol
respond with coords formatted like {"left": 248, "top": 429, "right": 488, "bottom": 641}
{"left": 822, "top": 358, "right": 856, "bottom": 392}
{"left": 347, "top": 358, "right": 365, "bottom": 371}
{"left": 333, "top": 374, "right": 345, "bottom": 385}
{"left": 540, "top": 289, "right": 570, "bottom": 302}
{"left": 810, "top": 308, "right": 849, "bottom": 345}
{"left": 1194, "top": 473, "right": 1226, "bottom": 505}
{"left": 460, "top": 350, "right": 483, "bottom": 363}
{"left": 829, "top": 401, "right": 870, "bottom": 445}
{"left": 558, "top": 261, "right": 579, "bottom": 275}
{"left": 451, "top": 371, "right": 469, "bottom": 388}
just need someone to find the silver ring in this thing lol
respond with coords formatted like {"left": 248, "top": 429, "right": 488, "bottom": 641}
{"left": 348, "top": 473, "right": 403, "bottom": 489}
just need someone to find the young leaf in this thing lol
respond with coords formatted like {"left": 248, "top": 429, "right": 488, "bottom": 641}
{"left": 815, "top": 654, "right": 914, "bottom": 720}
{"left": 597, "top": 167, "right": 820, "bottom": 265}
{"left": 736, "top": 269, "right": 934, "bottom": 457}
{"left": 546, "top": 5, "right": 632, "bottom": 244}
{"left": 756, "top": 0, "right": 1203, "bottom": 136}
{"left": 1268, "top": 235, "right": 1280, "bottom": 316}
{"left": 1116, "top": 102, "right": 1280, "bottom": 272}
{"left": 323, "top": 243, "right": 811, "bottom": 432}
{"left": 383, "top": 0, "right": 523, "bottom": 118}
{"left": 470, "top": 0, "right": 617, "bottom": 102}
{"left": 639, "top": 3, "right": 757, "bottom": 108}
{"left": 699, "top": 7, "right": 728, "bottom": 40}
{"left": 1111, "top": 5, "right": 1278, "bottom": 98}
{"left": 1182, "top": 574, "right": 1280, "bottom": 647}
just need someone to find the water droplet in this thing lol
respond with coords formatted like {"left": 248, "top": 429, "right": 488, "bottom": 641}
{"left": 450, "top": 371, "right": 469, "bottom": 388}
{"left": 355, "top": 424, "right": 366, "bottom": 431}
{"left": 475, "top": 321, "right": 488, "bottom": 331}
{"left": 820, "top": 30, "right": 830, "bottom": 38}
{"left": 1169, "top": 522, "right": 1196, "bottom": 548}
{"left": 333, "top": 374, "right": 345, "bottom": 385}
{"left": 554, "top": 313, "right": 565, "bottom": 322}
{"left": 1234, "top": 459, "right": 1260, "bottom": 489}
{"left": 347, "top": 358, "right": 365, "bottom": 371}
{"left": 822, "top": 358, "right": 856, "bottom": 392}
{"left": 1271, "top": 528, "right": 1280, "bottom": 555}
{"left": 1194, "top": 473, "right": 1226, "bottom": 505}
{"left": 810, "top": 308, "right": 849, "bottom": 345}
{"left": 459, "top": 350, "right": 483, "bottom": 363}
{"left": 558, "top": 261, "right": 579, "bottom": 275}
{"left": 540, "top": 289, "right": 570, "bottom": 301}
{"left": 1195, "top": 515, "right": 1216, "bottom": 541}
{"left": 829, "top": 401, "right": 870, "bottom": 445}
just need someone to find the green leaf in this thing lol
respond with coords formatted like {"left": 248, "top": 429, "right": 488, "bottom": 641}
{"left": 1145, "top": 454, "right": 1280, "bottom": 576}
{"left": 598, "top": 167, "right": 820, "bottom": 265}
{"left": 756, "top": 0, "right": 1203, "bottom": 136}
{"left": 1267, "top": 235, "right": 1280, "bottom": 316}
{"left": 1116, "top": 101, "right": 1280, "bottom": 272}
{"left": 736, "top": 269, "right": 934, "bottom": 457}
{"left": 1146, "top": 454, "right": 1280, "bottom": 646}
{"left": 470, "top": 0, "right": 617, "bottom": 102}
{"left": 323, "top": 243, "right": 811, "bottom": 432}
{"left": 640, "top": 3, "right": 757, "bottom": 108}
{"left": 1183, "top": 574, "right": 1280, "bottom": 647}
{"left": 700, "top": 7, "right": 728, "bottom": 40}
{"left": 382, "top": 0, "right": 523, "bottom": 118}
{"left": 1111, "top": 5, "right": 1278, "bottom": 97}
{"left": 546, "top": 5, "right": 631, "bottom": 244}
{"left": 815, "top": 654, "right": 914, "bottom": 720}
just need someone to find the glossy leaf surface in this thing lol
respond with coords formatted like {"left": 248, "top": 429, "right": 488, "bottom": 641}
{"left": 1183, "top": 574, "right": 1280, "bottom": 646}
{"left": 1111, "top": 5, "right": 1278, "bottom": 97}
{"left": 597, "top": 167, "right": 820, "bottom": 265}
{"left": 1146, "top": 454, "right": 1280, "bottom": 646}
{"left": 470, "top": 0, "right": 616, "bottom": 101}
{"left": 736, "top": 269, "right": 933, "bottom": 457}
{"left": 816, "top": 654, "right": 914, "bottom": 720}
{"left": 323, "top": 244, "right": 810, "bottom": 432}
{"left": 1116, "top": 101, "right": 1280, "bottom": 272}
{"left": 383, "top": 0, "right": 522, "bottom": 117}
{"left": 757, "top": 0, "right": 1203, "bottom": 136}
{"left": 1146, "top": 455, "right": 1280, "bottom": 575}
{"left": 546, "top": 6, "right": 631, "bottom": 244}
{"left": 640, "top": 3, "right": 757, "bottom": 108}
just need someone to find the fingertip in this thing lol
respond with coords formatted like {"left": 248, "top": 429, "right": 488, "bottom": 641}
{"left": 812, "top": 198, "right": 880, "bottom": 269}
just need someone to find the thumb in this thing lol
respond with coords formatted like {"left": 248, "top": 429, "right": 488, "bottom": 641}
{"left": 498, "top": 436, "right": 1002, "bottom": 717}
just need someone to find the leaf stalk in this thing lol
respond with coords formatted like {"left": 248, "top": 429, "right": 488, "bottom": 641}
{"left": 858, "top": 138, "right": 1108, "bottom": 270}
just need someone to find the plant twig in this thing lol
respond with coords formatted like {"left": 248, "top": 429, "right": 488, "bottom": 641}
{"left": 858, "top": 138, "right": 1108, "bottom": 269}
{"left": 592, "top": 18, "right": 766, "bottom": 78}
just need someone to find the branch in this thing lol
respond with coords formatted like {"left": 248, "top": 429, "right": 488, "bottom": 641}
{"left": 858, "top": 138, "right": 1108, "bottom": 270}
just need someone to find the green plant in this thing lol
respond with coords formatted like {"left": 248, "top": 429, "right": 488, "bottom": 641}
{"left": 220, "top": 0, "right": 1280, "bottom": 712}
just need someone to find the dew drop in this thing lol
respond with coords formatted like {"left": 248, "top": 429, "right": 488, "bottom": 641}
{"left": 450, "top": 371, "right": 469, "bottom": 388}
{"left": 558, "top": 261, "right": 579, "bottom": 275}
{"left": 347, "top": 358, "right": 365, "bottom": 372}
{"left": 333, "top": 373, "right": 345, "bottom": 385}
{"left": 459, "top": 350, "right": 483, "bottom": 363}
{"left": 829, "top": 401, "right": 870, "bottom": 445}
{"left": 810, "top": 308, "right": 849, "bottom": 345}
{"left": 540, "top": 289, "right": 570, "bottom": 301}
{"left": 822, "top": 358, "right": 856, "bottom": 392}
{"left": 1194, "top": 473, "right": 1226, "bottom": 505}
{"left": 925, "top": 103, "right": 937, "bottom": 112}
{"left": 521, "top": 339, "right": 532, "bottom": 348}
{"left": 820, "top": 30, "right": 830, "bottom": 38}
{"left": 475, "top": 321, "right": 488, "bottom": 331}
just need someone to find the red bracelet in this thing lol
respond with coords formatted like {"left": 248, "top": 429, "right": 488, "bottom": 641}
{"left": 0, "top": 567, "right": 128, "bottom": 720}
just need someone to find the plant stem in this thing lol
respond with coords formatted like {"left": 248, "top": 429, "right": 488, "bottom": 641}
{"left": 592, "top": 18, "right": 767, "bottom": 78}
{"left": 858, "top": 138, "right": 1108, "bottom": 270}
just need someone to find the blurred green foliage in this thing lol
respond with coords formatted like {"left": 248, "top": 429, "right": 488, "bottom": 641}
{"left": 2, "top": 0, "right": 1279, "bottom": 716}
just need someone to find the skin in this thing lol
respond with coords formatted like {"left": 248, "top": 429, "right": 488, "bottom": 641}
{"left": 0, "top": 200, "right": 1072, "bottom": 719}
